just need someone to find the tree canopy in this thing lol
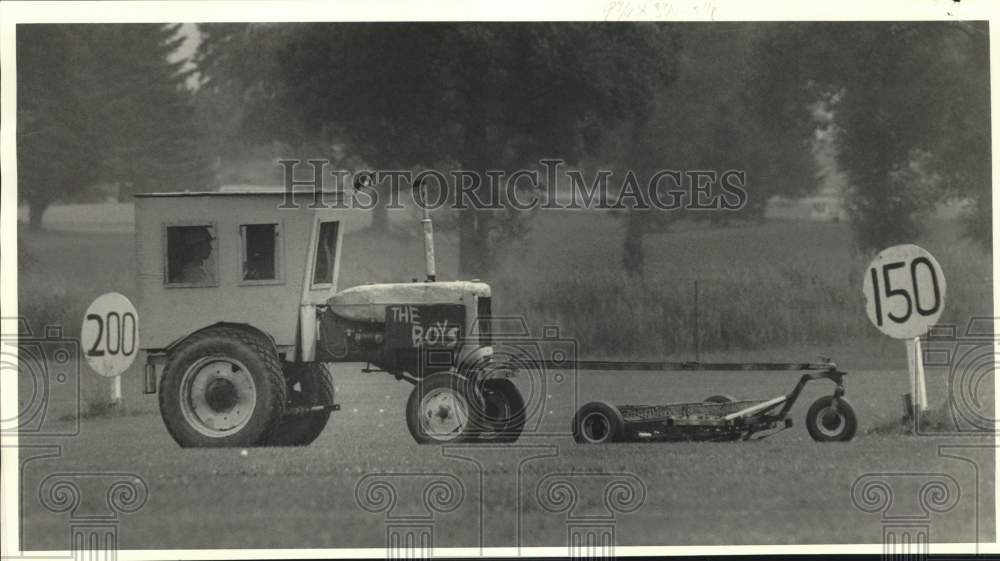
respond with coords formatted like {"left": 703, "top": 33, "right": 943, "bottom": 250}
{"left": 196, "top": 22, "right": 681, "bottom": 275}
{"left": 752, "top": 22, "right": 991, "bottom": 252}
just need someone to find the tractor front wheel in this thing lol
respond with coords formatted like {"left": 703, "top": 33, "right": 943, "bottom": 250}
{"left": 159, "top": 327, "right": 286, "bottom": 448}
{"left": 406, "top": 372, "right": 483, "bottom": 444}
{"left": 476, "top": 378, "right": 526, "bottom": 443}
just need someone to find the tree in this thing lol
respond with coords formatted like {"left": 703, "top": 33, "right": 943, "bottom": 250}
{"left": 926, "top": 23, "right": 990, "bottom": 250}
{"left": 17, "top": 24, "right": 211, "bottom": 229}
{"left": 17, "top": 26, "right": 103, "bottom": 229}
{"left": 196, "top": 22, "right": 681, "bottom": 277}
{"left": 618, "top": 24, "right": 821, "bottom": 274}
{"left": 753, "top": 22, "right": 991, "bottom": 252}
{"left": 83, "top": 24, "right": 212, "bottom": 196}
{"left": 194, "top": 22, "right": 289, "bottom": 174}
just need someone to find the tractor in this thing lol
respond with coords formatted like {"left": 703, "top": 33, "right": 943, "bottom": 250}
{"left": 135, "top": 182, "right": 523, "bottom": 448}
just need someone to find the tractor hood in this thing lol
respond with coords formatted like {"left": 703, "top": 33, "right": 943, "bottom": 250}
{"left": 325, "top": 281, "right": 491, "bottom": 323}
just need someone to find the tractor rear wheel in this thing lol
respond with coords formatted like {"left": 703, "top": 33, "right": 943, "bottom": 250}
{"left": 261, "top": 363, "right": 335, "bottom": 446}
{"left": 475, "top": 378, "right": 526, "bottom": 443}
{"left": 159, "top": 327, "right": 286, "bottom": 448}
{"left": 406, "top": 372, "right": 483, "bottom": 444}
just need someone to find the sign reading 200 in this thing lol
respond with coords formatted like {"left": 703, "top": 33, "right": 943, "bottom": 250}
{"left": 85, "top": 310, "right": 137, "bottom": 357}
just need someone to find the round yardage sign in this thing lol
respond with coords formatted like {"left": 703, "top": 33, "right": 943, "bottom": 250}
{"left": 862, "top": 244, "right": 946, "bottom": 339}
{"left": 81, "top": 292, "right": 139, "bottom": 377}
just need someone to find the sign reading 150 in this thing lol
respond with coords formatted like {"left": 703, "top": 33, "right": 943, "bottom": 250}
{"left": 867, "top": 257, "right": 941, "bottom": 326}
{"left": 862, "top": 244, "right": 946, "bottom": 340}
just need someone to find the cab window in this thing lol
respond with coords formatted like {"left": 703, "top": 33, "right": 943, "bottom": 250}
{"left": 241, "top": 223, "right": 280, "bottom": 282}
{"left": 312, "top": 221, "right": 339, "bottom": 286}
{"left": 165, "top": 225, "right": 218, "bottom": 285}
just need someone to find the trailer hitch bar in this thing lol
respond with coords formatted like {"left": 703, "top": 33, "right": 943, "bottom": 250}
{"left": 520, "top": 359, "right": 848, "bottom": 427}
{"left": 520, "top": 359, "right": 840, "bottom": 372}
{"left": 284, "top": 403, "right": 341, "bottom": 416}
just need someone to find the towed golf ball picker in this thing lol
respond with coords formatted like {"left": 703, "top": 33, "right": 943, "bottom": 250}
{"left": 567, "top": 360, "right": 857, "bottom": 443}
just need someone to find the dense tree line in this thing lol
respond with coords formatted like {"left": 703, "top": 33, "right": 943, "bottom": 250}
{"left": 194, "top": 22, "right": 990, "bottom": 277}
{"left": 17, "top": 23, "right": 990, "bottom": 273}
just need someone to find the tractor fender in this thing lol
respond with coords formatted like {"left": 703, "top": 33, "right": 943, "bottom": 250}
{"left": 456, "top": 345, "right": 496, "bottom": 376}
{"left": 162, "top": 322, "right": 281, "bottom": 360}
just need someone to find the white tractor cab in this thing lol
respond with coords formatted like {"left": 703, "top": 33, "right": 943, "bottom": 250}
{"left": 136, "top": 187, "right": 523, "bottom": 448}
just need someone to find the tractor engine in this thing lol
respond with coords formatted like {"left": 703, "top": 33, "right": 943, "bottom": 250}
{"left": 316, "top": 281, "right": 492, "bottom": 377}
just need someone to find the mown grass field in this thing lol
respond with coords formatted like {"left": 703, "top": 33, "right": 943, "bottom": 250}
{"left": 18, "top": 366, "right": 996, "bottom": 549}
{"left": 14, "top": 204, "right": 996, "bottom": 550}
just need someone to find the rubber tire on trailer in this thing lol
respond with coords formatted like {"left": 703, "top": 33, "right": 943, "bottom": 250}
{"left": 260, "top": 363, "right": 335, "bottom": 446}
{"left": 704, "top": 394, "right": 736, "bottom": 404}
{"left": 476, "top": 378, "right": 526, "bottom": 443}
{"left": 159, "top": 327, "right": 286, "bottom": 448}
{"left": 805, "top": 395, "right": 858, "bottom": 442}
{"left": 572, "top": 401, "right": 625, "bottom": 444}
{"left": 406, "top": 372, "right": 483, "bottom": 445}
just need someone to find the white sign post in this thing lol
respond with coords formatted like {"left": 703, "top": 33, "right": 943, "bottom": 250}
{"left": 862, "top": 244, "right": 946, "bottom": 413}
{"left": 81, "top": 292, "right": 140, "bottom": 406}
{"left": 905, "top": 337, "right": 928, "bottom": 410}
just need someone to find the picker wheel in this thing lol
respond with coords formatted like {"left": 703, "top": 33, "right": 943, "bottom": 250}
{"left": 475, "top": 378, "right": 526, "bottom": 443}
{"left": 159, "top": 327, "right": 286, "bottom": 448}
{"left": 406, "top": 372, "right": 483, "bottom": 444}
{"left": 704, "top": 394, "right": 736, "bottom": 404}
{"left": 261, "top": 363, "right": 335, "bottom": 446}
{"left": 805, "top": 395, "right": 858, "bottom": 442}
{"left": 572, "top": 401, "right": 625, "bottom": 444}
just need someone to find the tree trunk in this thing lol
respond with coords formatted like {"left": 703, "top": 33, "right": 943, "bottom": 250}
{"left": 622, "top": 115, "right": 650, "bottom": 276}
{"left": 28, "top": 201, "right": 48, "bottom": 231}
{"left": 457, "top": 143, "right": 491, "bottom": 278}
{"left": 458, "top": 209, "right": 482, "bottom": 278}
{"left": 371, "top": 188, "right": 390, "bottom": 232}
{"left": 622, "top": 212, "right": 644, "bottom": 275}
{"left": 475, "top": 210, "right": 494, "bottom": 273}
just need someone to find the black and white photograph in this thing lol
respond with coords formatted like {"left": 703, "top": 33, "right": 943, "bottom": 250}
{"left": 1, "top": 1, "right": 997, "bottom": 558}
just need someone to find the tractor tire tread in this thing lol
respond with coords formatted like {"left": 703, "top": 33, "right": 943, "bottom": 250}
{"left": 262, "top": 363, "right": 334, "bottom": 446}
{"left": 159, "top": 326, "right": 286, "bottom": 447}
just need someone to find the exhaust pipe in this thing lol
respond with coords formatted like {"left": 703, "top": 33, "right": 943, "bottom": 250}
{"left": 422, "top": 210, "right": 436, "bottom": 282}
{"left": 418, "top": 178, "right": 436, "bottom": 282}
